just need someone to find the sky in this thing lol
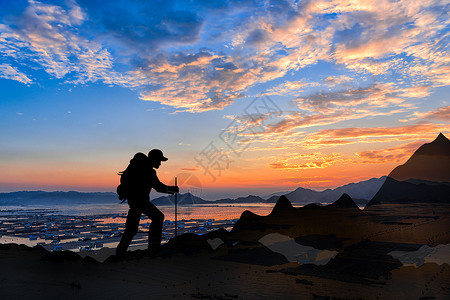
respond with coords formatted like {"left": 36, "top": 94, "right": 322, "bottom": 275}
{"left": 0, "top": 0, "right": 449, "bottom": 200}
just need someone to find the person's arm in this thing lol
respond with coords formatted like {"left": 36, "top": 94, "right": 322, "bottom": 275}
{"left": 151, "top": 169, "right": 179, "bottom": 194}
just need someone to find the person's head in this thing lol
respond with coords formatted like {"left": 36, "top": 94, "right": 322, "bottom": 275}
{"left": 130, "top": 152, "right": 148, "bottom": 165}
{"left": 148, "top": 149, "right": 168, "bottom": 169}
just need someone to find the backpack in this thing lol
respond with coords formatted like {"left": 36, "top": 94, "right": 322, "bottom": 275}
{"left": 116, "top": 170, "right": 129, "bottom": 203}
{"left": 116, "top": 152, "right": 148, "bottom": 203}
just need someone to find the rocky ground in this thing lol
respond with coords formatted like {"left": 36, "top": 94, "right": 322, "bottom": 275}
{"left": 1, "top": 196, "right": 449, "bottom": 299}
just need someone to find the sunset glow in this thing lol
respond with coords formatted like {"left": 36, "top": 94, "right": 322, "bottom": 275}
{"left": 0, "top": 0, "right": 449, "bottom": 199}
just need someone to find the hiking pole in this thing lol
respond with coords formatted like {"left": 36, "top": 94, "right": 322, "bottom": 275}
{"left": 174, "top": 176, "right": 178, "bottom": 237}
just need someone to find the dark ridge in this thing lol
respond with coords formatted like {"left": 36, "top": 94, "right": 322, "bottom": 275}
{"left": 369, "top": 177, "right": 450, "bottom": 205}
{"left": 327, "top": 193, "right": 359, "bottom": 209}
{"left": 388, "top": 132, "right": 450, "bottom": 183}
{"left": 232, "top": 210, "right": 266, "bottom": 232}
{"left": 269, "top": 195, "right": 294, "bottom": 215}
{"left": 303, "top": 203, "right": 321, "bottom": 209}
{"left": 367, "top": 133, "right": 450, "bottom": 206}
{"left": 215, "top": 195, "right": 266, "bottom": 204}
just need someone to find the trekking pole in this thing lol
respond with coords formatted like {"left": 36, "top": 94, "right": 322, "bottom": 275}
{"left": 174, "top": 177, "right": 178, "bottom": 237}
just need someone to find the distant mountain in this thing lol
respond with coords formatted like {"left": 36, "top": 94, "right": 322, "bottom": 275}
{"left": 0, "top": 176, "right": 388, "bottom": 206}
{"left": 328, "top": 193, "right": 360, "bottom": 209}
{"left": 262, "top": 190, "right": 293, "bottom": 200}
{"left": 151, "top": 193, "right": 209, "bottom": 206}
{"left": 0, "top": 191, "right": 118, "bottom": 205}
{"left": 368, "top": 133, "right": 450, "bottom": 206}
{"left": 151, "top": 194, "right": 267, "bottom": 206}
{"left": 215, "top": 195, "right": 266, "bottom": 204}
{"left": 269, "top": 176, "right": 386, "bottom": 205}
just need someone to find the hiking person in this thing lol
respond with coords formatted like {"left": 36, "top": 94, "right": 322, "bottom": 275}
{"left": 116, "top": 149, "right": 179, "bottom": 256}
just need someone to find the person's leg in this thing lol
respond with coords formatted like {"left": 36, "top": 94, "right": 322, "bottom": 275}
{"left": 142, "top": 202, "right": 165, "bottom": 253}
{"left": 116, "top": 207, "right": 141, "bottom": 256}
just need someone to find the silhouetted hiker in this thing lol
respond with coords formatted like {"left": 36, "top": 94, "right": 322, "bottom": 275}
{"left": 116, "top": 149, "right": 179, "bottom": 256}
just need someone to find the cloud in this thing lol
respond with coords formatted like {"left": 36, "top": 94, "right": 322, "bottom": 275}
{"left": 355, "top": 141, "right": 425, "bottom": 164}
{"left": 326, "top": 0, "right": 449, "bottom": 83}
{"left": 77, "top": 0, "right": 203, "bottom": 50}
{"left": 297, "top": 123, "right": 444, "bottom": 150}
{"left": 293, "top": 83, "right": 406, "bottom": 112}
{"left": 399, "top": 86, "right": 431, "bottom": 98}
{"left": 0, "top": 64, "right": 31, "bottom": 84}
{"left": 250, "top": 82, "right": 437, "bottom": 140}
{"left": 0, "top": 0, "right": 448, "bottom": 112}
{"left": 270, "top": 152, "right": 345, "bottom": 170}
{"left": 180, "top": 167, "right": 201, "bottom": 172}
{"left": 0, "top": 1, "right": 121, "bottom": 84}
{"left": 266, "top": 80, "right": 311, "bottom": 95}
{"left": 137, "top": 51, "right": 251, "bottom": 112}
{"left": 316, "top": 123, "right": 441, "bottom": 139}
{"left": 414, "top": 106, "right": 450, "bottom": 121}
{"left": 255, "top": 83, "right": 411, "bottom": 136}
{"left": 324, "top": 75, "right": 354, "bottom": 86}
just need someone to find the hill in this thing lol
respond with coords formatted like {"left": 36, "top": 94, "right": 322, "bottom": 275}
{"left": 389, "top": 132, "right": 450, "bottom": 183}
{"left": 369, "top": 133, "right": 450, "bottom": 206}
{"left": 270, "top": 176, "right": 386, "bottom": 205}
{"left": 151, "top": 193, "right": 210, "bottom": 205}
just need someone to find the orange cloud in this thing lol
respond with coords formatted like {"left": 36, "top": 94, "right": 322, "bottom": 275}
{"left": 316, "top": 123, "right": 440, "bottom": 139}
{"left": 269, "top": 152, "right": 344, "bottom": 170}
{"left": 266, "top": 80, "right": 310, "bottom": 95}
{"left": 399, "top": 86, "right": 431, "bottom": 98}
{"left": 299, "top": 123, "right": 444, "bottom": 150}
{"left": 324, "top": 75, "right": 353, "bottom": 85}
{"left": 414, "top": 106, "right": 450, "bottom": 121}
{"left": 355, "top": 141, "right": 425, "bottom": 164}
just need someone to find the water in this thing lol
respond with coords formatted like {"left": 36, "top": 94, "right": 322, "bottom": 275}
{"left": 0, "top": 203, "right": 280, "bottom": 220}
{"left": 0, "top": 202, "right": 289, "bottom": 252}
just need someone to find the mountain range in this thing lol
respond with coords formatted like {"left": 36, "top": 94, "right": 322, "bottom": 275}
{"left": 0, "top": 176, "right": 385, "bottom": 206}
{"left": 270, "top": 176, "right": 386, "bottom": 205}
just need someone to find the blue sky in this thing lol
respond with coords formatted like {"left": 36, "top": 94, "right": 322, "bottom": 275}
{"left": 0, "top": 0, "right": 449, "bottom": 199}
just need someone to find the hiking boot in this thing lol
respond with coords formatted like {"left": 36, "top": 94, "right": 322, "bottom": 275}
{"left": 147, "top": 246, "right": 161, "bottom": 257}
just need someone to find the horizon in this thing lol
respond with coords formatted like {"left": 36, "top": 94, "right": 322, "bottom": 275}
{"left": 0, "top": 175, "right": 388, "bottom": 200}
{"left": 1, "top": 1, "right": 449, "bottom": 199}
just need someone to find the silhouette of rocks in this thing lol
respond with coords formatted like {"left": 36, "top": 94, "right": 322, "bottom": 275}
{"left": 277, "top": 240, "right": 418, "bottom": 285}
{"left": 389, "top": 133, "right": 450, "bottom": 183}
{"left": 327, "top": 193, "right": 359, "bottom": 209}
{"left": 41, "top": 250, "right": 83, "bottom": 263}
{"left": 368, "top": 133, "right": 450, "bottom": 206}
{"left": 270, "top": 195, "right": 294, "bottom": 213}
{"left": 163, "top": 233, "right": 216, "bottom": 256}
{"left": 369, "top": 177, "right": 450, "bottom": 206}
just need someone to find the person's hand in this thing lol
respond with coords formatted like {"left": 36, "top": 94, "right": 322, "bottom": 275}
{"left": 168, "top": 186, "right": 179, "bottom": 194}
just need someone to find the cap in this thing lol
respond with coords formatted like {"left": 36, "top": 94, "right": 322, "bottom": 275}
{"left": 148, "top": 149, "right": 168, "bottom": 161}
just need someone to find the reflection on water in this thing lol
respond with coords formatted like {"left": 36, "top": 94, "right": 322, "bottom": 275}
{"left": 0, "top": 203, "right": 287, "bottom": 220}
{"left": 0, "top": 203, "right": 296, "bottom": 253}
